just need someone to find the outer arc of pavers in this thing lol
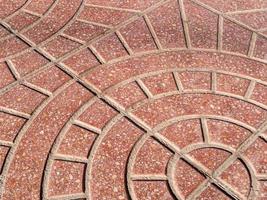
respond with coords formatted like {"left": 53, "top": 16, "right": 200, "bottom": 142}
{"left": 84, "top": 50, "right": 267, "bottom": 91}
{"left": 1, "top": 80, "right": 93, "bottom": 200}
{"left": 41, "top": 95, "right": 100, "bottom": 199}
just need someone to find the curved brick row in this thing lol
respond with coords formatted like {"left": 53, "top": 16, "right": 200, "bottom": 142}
{"left": 0, "top": 0, "right": 266, "bottom": 200}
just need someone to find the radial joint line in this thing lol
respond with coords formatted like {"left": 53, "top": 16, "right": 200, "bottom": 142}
{"left": 244, "top": 80, "right": 256, "bottom": 99}
{"left": 200, "top": 117, "right": 210, "bottom": 143}
{"left": 143, "top": 15, "right": 163, "bottom": 50}
{"left": 217, "top": 15, "right": 223, "bottom": 51}
{"left": 76, "top": 18, "right": 113, "bottom": 29}
{"left": 178, "top": 0, "right": 191, "bottom": 49}
{"left": 53, "top": 154, "right": 88, "bottom": 163}
{"left": 22, "top": 8, "right": 43, "bottom": 17}
{"left": 131, "top": 174, "right": 168, "bottom": 181}
{"left": 6, "top": 60, "right": 21, "bottom": 80}
{"left": 60, "top": 33, "right": 85, "bottom": 45}
{"left": 0, "top": 106, "right": 30, "bottom": 119}
{"left": 136, "top": 79, "right": 154, "bottom": 99}
{"left": 115, "top": 30, "right": 134, "bottom": 55}
{"left": 248, "top": 32, "right": 257, "bottom": 57}
{"left": 72, "top": 119, "right": 102, "bottom": 134}
{"left": 186, "top": 179, "right": 210, "bottom": 200}
{"left": 173, "top": 71, "right": 184, "bottom": 92}
{"left": 211, "top": 71, "right": 217, "bottom": 92}
{"left": 22, "top": 81, "right": 52, "bottom": 97}
{"left": 0, "top": 140, "right": 13, "bottom": 147}
{"left": 88, "top": 45, "right": 107, "bottom": 64}
{"left": 47, "top": 193, "right": 86, "bottom": 200}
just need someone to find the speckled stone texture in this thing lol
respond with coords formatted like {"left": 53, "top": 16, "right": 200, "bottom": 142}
{"left": 0, "top": 0, "right": 266, "bottom": 200}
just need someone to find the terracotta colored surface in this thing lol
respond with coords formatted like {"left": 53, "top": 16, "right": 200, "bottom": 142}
{"left": 0, "top": 0, "right": 266, "bottom": 200}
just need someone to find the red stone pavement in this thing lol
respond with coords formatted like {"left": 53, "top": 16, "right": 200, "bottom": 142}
{"left": 0, "top": 0, "right": 267, "bottom": 199}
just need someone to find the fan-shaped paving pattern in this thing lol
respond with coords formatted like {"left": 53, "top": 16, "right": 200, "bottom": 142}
{"left": 0, "top": 0, "right": 266, "bottom": 200}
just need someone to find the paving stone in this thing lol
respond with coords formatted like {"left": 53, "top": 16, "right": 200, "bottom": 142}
{"left": 0, "top": 1, "right": 266, "bottom": 199}
{"left": 7, "top": 11, "right": 39, "bottom": 31}
{"left": 0, "top": 112, "right": 26, "bottom": 142}
{"left": 0, "top": 62, "right": 15, "bottom": 89}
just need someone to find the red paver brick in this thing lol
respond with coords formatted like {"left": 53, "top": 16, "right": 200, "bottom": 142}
{"left": 197, "top": 185, "right": 231, "bottom": 200}
{"left": 27, "top": 65, "right": 71, "bottom": 92}
{"left": 207, "top": 119, "right": 251, "bottom": 149}
{"left": 42, "top": 36, "right": 81, "bottom": 58}
{"left": 254, "top": 36, "right": 267, "bottom": 60}
{"left": 106, "top": 82, "right": 147, "bottom": 108}
{"left": 223, "top": 20, "right": 252, "bottom": 54}
{"left": 58, "top": 125, "right": 96, "bottom": 158}
{"left": 134, "top": 181, "right": 174, "bottom": 200}
{"left": 189, "top": 148, "right": 231, "bottom": 171}
{"left": 147, "top": 0, "right": 185, "bottom": 48}
{"left": 25, "top": 0, "right": 55, "bottom": 15}
{"left": 90, "top": 118, "right": 143, "bottom": 200}
{"left": 220, "top": 159, "right": 251, "bottom": 197}
{"left": 133, "top": 138, "right": 172, "bottom": 174}
{"left": 0, "top": 62, "right": 15, "bottom": 89}
{"left": 7, "top": 11, "right": 39, "bottom": 31}
{"left": 79, "top": 5, "right": 134, "bottom": 26}
{"left": 142, "top": 73, "right": 177, "bottom": 95}
{"left": 0, "top": 37, "right": 29, "bottom": 59}
{"left": 23, "top": 0, "right": 82, "bottom": 44}
{"left": 251, "top": 83, "right": 267, "bottom": 106}
{"left": 78, "top": 99, "right": 117, "bottom": 129}
{"left": 0, "top": 25, "right": 10, "bottom": 38}
{"left": 0, "top": 112, "right": 26, "bottom": 142}
{"left": 11, "top": 50, "right": 49, "bottom": 76}
{"left": 184, "top": 0, "right": 218, "bottom": 49}
{"left": 63, "top": 20, "right": 107, "bottom": 42}
{"left": 216, "top": 73, "right": 250, "bottom": 96}
{"left": 48, "top": 161, "right": 85, "bottom": 196}
{"left": 244, "top": 138, "right": 267, "bottom": 174}
{"left": 119, "top": 18, "right": 157, "bottom": 53}
{"left": 62, "top": 48, "right": 100, "bottom": 74}
{"left": 258, "top": 181, "right": 267, "bottom": 200}
{"left": 179, "top": 71, "right": 211, "bottom": 90}
{"left": 0, "top": 85, "right": 46, "bottom": 114}
{"left": 174, "top": 159, "right": 206, "bottom": 198}
{"left": 160, "top": 119, "right": 203, "bottom": 148}
{"left": 92, "top": 33, "right": 128, "bottom": 61}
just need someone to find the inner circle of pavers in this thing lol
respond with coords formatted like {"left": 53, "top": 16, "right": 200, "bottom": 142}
{"left": 126, "top": 116, "right": 257, "bottom": 200}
